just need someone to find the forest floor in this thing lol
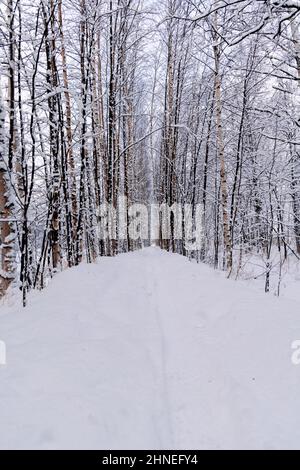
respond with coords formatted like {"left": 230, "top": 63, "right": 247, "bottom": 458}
{"left": 0, "top": 247, "right": 300, "bottom": 450}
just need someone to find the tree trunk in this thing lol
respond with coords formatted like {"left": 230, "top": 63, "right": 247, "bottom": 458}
{"left": 212, "top": 15, "right": 233, "bottom": 271}
{"left": 0, "top": 91, "right": 16, "bottom": 297}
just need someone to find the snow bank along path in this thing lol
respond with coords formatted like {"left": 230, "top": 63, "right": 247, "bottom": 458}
{"left": 0, "top": 247, "right": 300, "bottom": 450}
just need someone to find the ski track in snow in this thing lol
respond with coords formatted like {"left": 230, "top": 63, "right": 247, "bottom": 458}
{"left": 1, "top": 247, "right": 300, "bottom": 450}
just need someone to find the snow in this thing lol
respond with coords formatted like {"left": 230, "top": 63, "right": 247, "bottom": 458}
{"left": 233, "top": 252, "right": 300, "bottom": 302}
{"left": 0, "top": 247, "right": 300, "bottom": 450}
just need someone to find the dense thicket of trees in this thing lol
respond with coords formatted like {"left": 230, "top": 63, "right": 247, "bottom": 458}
{"left": 0, "top": 0, "right": 299, "bottom": 304}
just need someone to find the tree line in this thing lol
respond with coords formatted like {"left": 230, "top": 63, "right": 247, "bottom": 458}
{"left": 0, "top": 0, "right": 299, "bottom": 304}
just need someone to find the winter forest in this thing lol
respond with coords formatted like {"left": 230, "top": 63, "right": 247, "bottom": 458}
{"left": 0, "top": 0, "right": 299, "bottom": 305}
{"left": 1, "top": 0, "right": 300, "bottom": 451}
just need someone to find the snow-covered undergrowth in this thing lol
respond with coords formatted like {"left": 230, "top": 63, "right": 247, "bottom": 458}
{"left": 0, "top": 247, "right": 300, "bottom": 450}
{"left": 233, "top": 251, "right": 300, "bottom": 302}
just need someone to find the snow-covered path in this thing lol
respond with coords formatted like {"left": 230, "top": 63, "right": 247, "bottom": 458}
{"left": 1, "top": 248, "right": 300, "bottom": 450}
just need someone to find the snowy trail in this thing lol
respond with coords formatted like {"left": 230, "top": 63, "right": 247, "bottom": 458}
{"left": 1, "top": 247, "right": 300, "bottom": 450}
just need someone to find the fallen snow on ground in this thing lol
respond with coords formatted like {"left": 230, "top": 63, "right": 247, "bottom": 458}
{"left": 0, "top": 247, "right": 300, "bottom": 450}
{"left": 234, "top": 252, "right": 300, "bottom": 302}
